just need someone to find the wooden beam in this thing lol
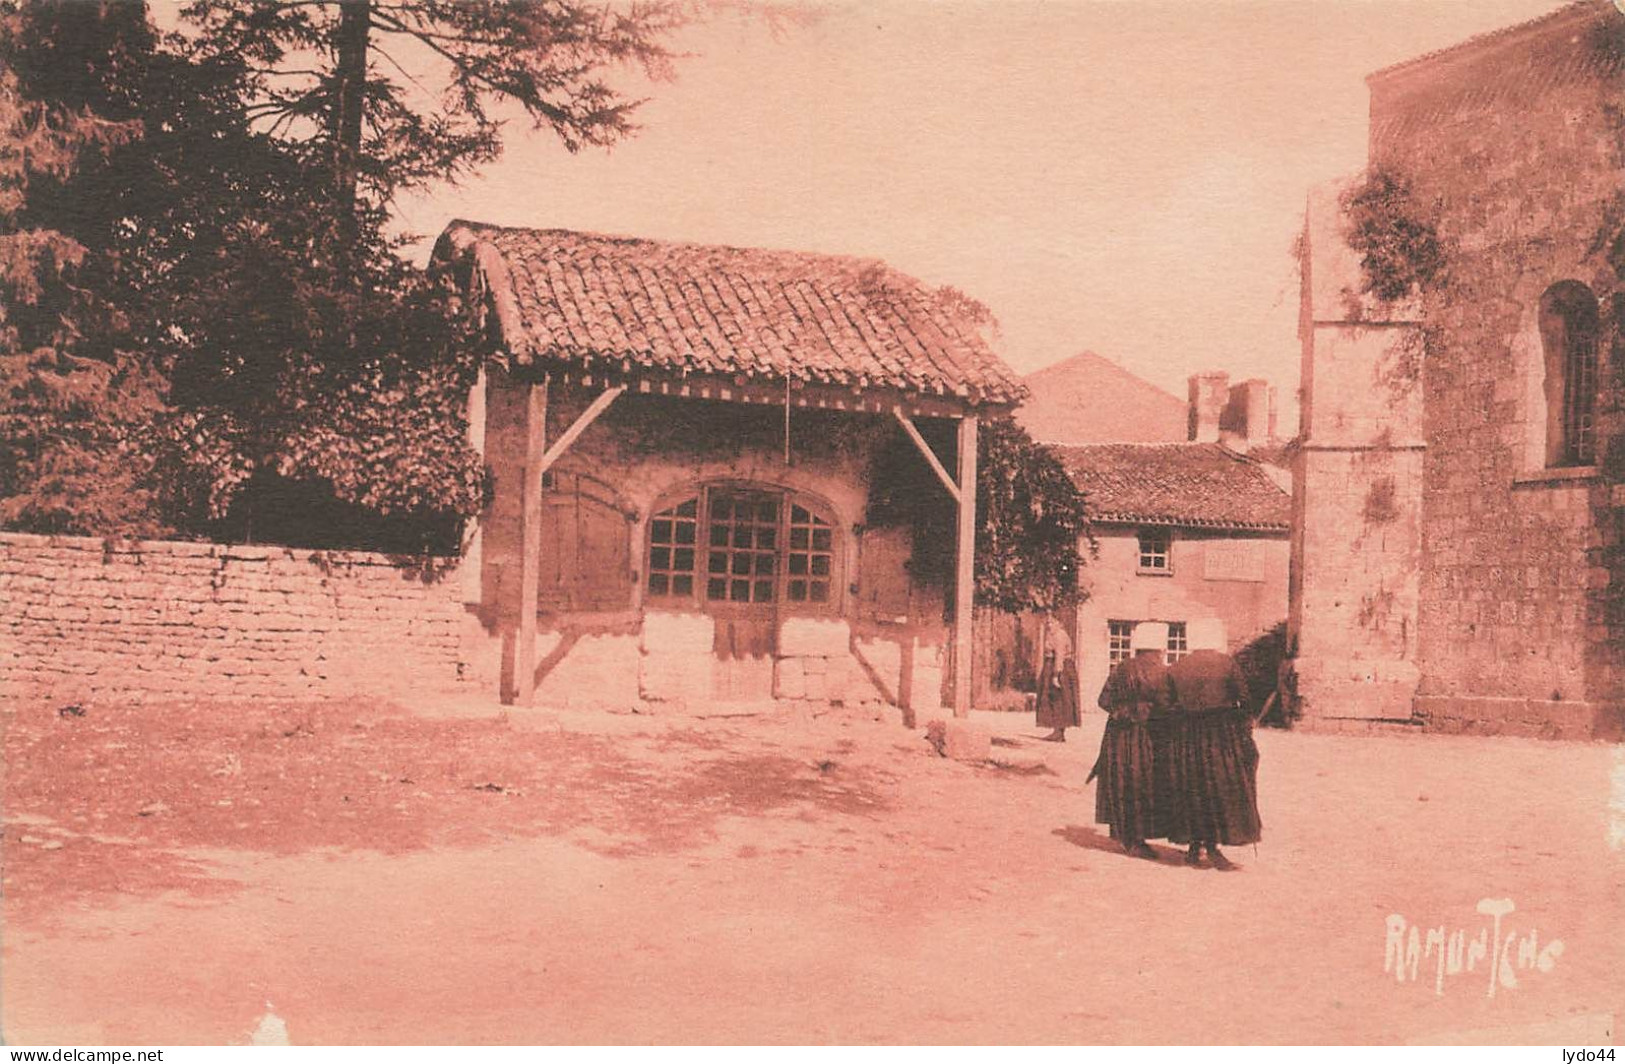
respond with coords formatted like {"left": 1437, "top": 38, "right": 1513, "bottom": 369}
{"left": 892, "top": 409, "right": 961, "bottom": 504}
{"left": 515, "top": 378, "right": 548, "bottom": 706}
{"left": 535, "top": 385, "right": 625, "bottom": 479}
{"left": 953, "top": 413, "right": 978, "bottom": 719}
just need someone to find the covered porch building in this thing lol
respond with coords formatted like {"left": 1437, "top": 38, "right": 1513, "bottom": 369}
{"left": 431, "top": 222, "right": 1025, "bottom": 719}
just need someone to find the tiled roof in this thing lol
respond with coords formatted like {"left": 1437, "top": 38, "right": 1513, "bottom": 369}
{"left": 432, "top": 221, "right": 1026, "bottom": 407}
{"left": 1366, "top": 0, "right": 1610, "bottom": 84}
{"left": 1017, "top": 351, "right": 1187, "bottom": 445}
{"left": 1053, "top": 442, "right": 1291, "bottom": 531}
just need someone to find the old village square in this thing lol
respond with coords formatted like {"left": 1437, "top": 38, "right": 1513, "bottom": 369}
{"left": 2, "top": 0, "right": 1624, "bottom": 1047}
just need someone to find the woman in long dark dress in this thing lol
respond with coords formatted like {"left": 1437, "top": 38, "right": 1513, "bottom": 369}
{"left": 1035, "top": 649, "right": 1081, "bottom": 741}
{"left": 1092, "top": 622, "right": 1170, "bottom": 860}
{"left": 1166, "top": 618, "right": 1262, "bottom": 870}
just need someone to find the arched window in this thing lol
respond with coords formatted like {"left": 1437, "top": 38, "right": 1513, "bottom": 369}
{"left": 645, "top": 496, "right": 698, "bottom": 600}
{"left": 1539, "top": 281, "right": 1601, "bottom": 468}
{"left": 644, "top": 484, "right": 839, "bottom": 612}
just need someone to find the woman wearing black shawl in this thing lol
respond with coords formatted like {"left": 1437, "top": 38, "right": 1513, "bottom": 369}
{"left": 1091, "top": 621, "right": 1171, "bottom": 860}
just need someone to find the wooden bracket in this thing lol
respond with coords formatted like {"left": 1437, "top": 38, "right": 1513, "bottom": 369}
{"left": 892, "top": 409, "right": 961, "bottom": 504}
{"left": 536, "top": 385, "right": 626, "bottom": 478}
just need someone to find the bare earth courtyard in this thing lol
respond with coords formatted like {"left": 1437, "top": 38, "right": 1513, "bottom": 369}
{"left": 3, "top": 698, "right": 1621, "bottom": 1046}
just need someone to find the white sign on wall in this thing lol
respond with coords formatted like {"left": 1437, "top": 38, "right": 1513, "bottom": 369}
{"left": 1203, "top": 539, "right": 1265, "bottom": 582}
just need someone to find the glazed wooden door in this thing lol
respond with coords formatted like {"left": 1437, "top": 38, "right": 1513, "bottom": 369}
{"left": 703, "top": 488, "right": 780, "bottom": 702}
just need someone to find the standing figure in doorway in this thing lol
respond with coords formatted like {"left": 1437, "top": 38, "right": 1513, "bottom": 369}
{"left": 1166, "top": 618, "right": 1262, "bottom": 870}
{"left": 1090, "top": 622, "right": 1171, "bottom": 860}
{"left": 1036, "top": 648, "right": 1080, "bottom": 741}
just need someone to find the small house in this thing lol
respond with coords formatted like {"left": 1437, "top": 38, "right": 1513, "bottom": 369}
{"left": 1054, "top": 436, "right": 1291, "bottom": 702}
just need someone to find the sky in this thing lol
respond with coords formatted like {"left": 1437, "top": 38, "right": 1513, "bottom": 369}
{"left": 395, "top": 0, "right": 1567, "bottom": 426}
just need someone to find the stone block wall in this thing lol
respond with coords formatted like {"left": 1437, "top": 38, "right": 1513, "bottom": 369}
{"left": 1291, "top": 447, "right": 1423, "bottom": 720}
{"left": 0, "top": 533, "right": 478, "bottom": 706}
{"left": 774, "top": 617, "right": 889, "bottom": 711}
{"left": 1293, "top": 180, "right": 1427, "bottom": 721}
{"left": 1365, "top": 3, "right": 1625, "bottom": 735}
{"left": 637, "top": 610, "right": 716, "bottom": 706}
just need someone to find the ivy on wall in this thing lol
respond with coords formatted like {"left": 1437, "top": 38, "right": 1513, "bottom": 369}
{"left": 1340, "top": 169, "right": 1448, "bottom": 305}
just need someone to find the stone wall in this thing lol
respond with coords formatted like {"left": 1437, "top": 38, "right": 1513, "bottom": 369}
{"left": 1292, "top": 179, "right": 1427, "bottom": 722}
{"left": 1366, "top": 2, "right": 1625, "bottom": 737}
{"left": 1293, "top": 174, "right": 1429, "bottom": 721}
{"left": 0, "top": 533, "right": 477, "bottom": 706}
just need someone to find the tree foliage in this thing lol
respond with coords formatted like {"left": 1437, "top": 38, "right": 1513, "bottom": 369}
{"left": 180, "top": 0, "right": 682, "bottom": 217}
{"left": 867, "top": 415, "right": 1094, "bottom": 614}
{"left": 0, "top": 0, "right": 686, "bottom": 547}
{"left": 0, "top": 1, "right": 164, "bottom": 535}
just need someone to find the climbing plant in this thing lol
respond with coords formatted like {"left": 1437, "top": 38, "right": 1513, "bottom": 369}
{"left": 1340, "top": 169, "right": 1448, "bottom": 305}
{"left": 867, "top": 415, "right": 1094, "bottom": 615}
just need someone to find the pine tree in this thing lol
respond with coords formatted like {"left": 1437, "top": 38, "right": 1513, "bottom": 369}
{"left": 147, "top": 0, "right": 685, "bottom": 546}
{"left": 1, "top": 0, "right": 686, "bottom": 545}
{"left": 0, "top": 1, "right": 164, "bottom": 535}
{"left": 180, "top": 0, "right": 683, "bottom": 218}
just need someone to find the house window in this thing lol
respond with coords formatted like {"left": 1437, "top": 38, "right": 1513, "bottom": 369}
{"left": 1137, "top": 528, "right": 1172, "bottom": 573}
{"left": 1539, "top": 281, "right": 1600, "bottom": 468}
{"left": 1107, "top": 620, "right": 1135, "bottom": 667}
{"left": 645, "top": 485, "right": 838, "bottom": 612}
{"left": 1165, "top": 621, "right": 1188, "bottom": 665}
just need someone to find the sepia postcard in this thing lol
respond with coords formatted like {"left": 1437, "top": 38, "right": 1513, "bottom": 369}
{"left": 1, "top": 0, "right": 1621, "bottom": 1049}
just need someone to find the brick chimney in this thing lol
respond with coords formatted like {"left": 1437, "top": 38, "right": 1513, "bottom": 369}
{"left": 1219, "top": 378, "right": 1273, "bottom": 451}
{"left": 1187, "top": 372, "right": 1229, "bottom": 443}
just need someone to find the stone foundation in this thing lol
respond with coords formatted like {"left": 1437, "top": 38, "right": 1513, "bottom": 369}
{"left": 1413, "top": 695, "right": 1625, "bottom": 742}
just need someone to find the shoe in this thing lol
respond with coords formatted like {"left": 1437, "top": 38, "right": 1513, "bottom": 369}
{"left": 1184, "top": 846, "right": 1202, "bottom": 867}
{"left": 1130, "top": 842, "right": 1160, "bottom": 862}
{"left": 1208, "top": 848, "right": 1236, "bottom": 872}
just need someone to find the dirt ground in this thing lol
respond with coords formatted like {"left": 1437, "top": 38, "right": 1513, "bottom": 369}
{"left": 3, "top": 695, "right": 1622, "bottom": 1046}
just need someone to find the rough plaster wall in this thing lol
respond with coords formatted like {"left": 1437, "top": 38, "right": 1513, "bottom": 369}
{"left": 1074, "top": 528, "right": 1288, "bottom": 708}
{"left": 0, "top": 534, "right": 476, "bottom": 706}
{"left": 1293, "top": 447, "right": 1424, "bottom": 720}
{"left": 1294, "top": 183, "right": 1427, "bottom": 720}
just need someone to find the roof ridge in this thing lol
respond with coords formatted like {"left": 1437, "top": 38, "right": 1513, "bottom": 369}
{"left": 1366, "top": 0, "right": 1610, "bottom": 84}
{"left": 446, "top": 218, "right": 895, "bottom": 277}
{"left": 1024, "top": 350, "right": 1184, "bottom": 397}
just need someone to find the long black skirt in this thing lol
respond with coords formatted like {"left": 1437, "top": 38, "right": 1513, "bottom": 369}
{"left": 1170, "top": 709, "right": 1262, "bottom": 846}
{"left": 1036, "top": 690, "right": 1081, "bottom": 730}
{"left": 1147, "top": 716, "right": 1185, "bottom": 843}
{"left": 1094, "top": 718, "right": 1157, "bottom": 842}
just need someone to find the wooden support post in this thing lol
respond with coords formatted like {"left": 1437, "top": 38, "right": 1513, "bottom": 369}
{"left": 954, "top": 413, "right": 977, "bottom": 718}
{"left": 515, "top": 378, "right": 548, "bottom": 706}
